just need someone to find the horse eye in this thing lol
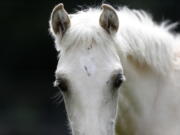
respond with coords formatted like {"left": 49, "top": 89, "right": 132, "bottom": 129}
{"left": 54, "top": 78, "right": 68, "bottom": 92}
{"left": 112, "top": 73, "right": 124, "bottom": 88}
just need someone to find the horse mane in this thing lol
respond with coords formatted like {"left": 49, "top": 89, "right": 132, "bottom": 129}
{"left": 54, "top": 6, "right": 180, "bottom": 75}
{"left": 116, "top": 7, "right": 180, "bottom": 75}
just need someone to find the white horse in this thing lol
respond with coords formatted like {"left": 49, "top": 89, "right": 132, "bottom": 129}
{"left": 49, "top": 3, "right": 180, "bottom": 135}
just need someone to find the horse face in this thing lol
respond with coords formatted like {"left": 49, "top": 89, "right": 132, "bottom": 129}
{"left": 50, "top": 3, "right": 125, "bottom": 135}
{"left": 55, "top": 50, "right": 124, "bottom": 135}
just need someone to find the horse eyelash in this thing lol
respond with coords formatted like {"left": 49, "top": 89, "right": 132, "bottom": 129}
{"left": 52, "top": 90, "right": 64, "bottom": 104}
{"left": 52, "top": 81, "right": 64, "bottom": 104}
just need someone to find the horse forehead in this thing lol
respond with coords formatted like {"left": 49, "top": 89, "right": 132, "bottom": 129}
{"left": 79, "top": 55, "right": 97, "bottom": 74}
{"left": 69, "top": 53, "right": 114, "bottom": 75}
{"left": 57, "top": 50, "right": 120, "bottom": 79}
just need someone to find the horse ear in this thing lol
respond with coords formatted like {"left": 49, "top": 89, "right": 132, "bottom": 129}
{"left": 49, "top": 3, "right": 70, "bottom": 37}
{"left": 99, "top": 4, "right": 119, "bottom": 34}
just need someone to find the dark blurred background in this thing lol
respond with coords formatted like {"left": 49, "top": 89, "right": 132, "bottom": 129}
{"left": 0, "top": 0, "right": 179, "bottom": 135}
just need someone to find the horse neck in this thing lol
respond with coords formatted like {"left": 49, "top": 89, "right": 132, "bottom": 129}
{"left": 116, "top": 16, "right": 177, "bottom": 113}
{"left": 115, "top": 12, "right": 180, "bottom": 134}
{"left": 117, "top": 39, "right": 180, "bottom": 135}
